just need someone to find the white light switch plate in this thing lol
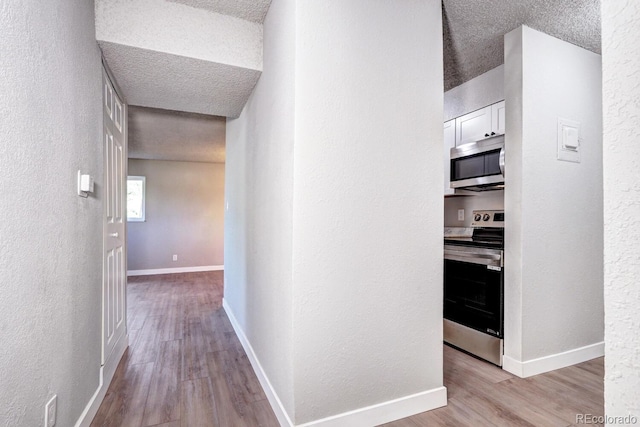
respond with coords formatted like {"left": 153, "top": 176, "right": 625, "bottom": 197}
{"left": 557, "top": 117, "right": 581, "bottom": 163}
{"left": 458, "top": 209, "right": 465, "bottom": 221}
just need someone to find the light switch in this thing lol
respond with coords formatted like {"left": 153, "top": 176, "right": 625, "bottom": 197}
{"left": 562, "top": 126, "right": 579, "bottom": 150}
{"left": 557, "top": 118, "right": 581, "bottom": 163}
{"left": 458, "top": 209, "right": 465, "bottom": 221}
{"left": 80, "top": 174, "right": 94, "bottom": 192}
{"left": 77, "top": 170, "right": 95, "bottom": 197}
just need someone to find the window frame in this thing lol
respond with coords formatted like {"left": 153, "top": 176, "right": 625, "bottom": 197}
{"left": 127, "top": 175, "right": 146, "bottom": 222}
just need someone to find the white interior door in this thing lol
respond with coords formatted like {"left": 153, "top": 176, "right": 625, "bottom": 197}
{"left": 102, "top": 69, "right": 127, "bottom": 367}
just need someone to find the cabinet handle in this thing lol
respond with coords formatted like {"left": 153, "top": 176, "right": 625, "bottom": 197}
{"left": 485, "top": 133, "right": 490, "bottom": 137}
{"left": 491, "top": 132, "right": 496, "bottom": 136}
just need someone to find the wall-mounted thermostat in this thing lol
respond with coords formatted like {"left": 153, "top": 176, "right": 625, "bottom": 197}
{"left": 77, "top": 170, "right": 94, "bottom": 197}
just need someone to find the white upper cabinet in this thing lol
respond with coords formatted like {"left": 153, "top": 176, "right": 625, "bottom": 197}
{"left": 455, "top": 106, "right": 492, "bottom": 146}
{"left": 491, "top": 100, "right": 505, "bottom": 135}
{"left": 454, "top": 100, "right": 505, "bottom": 146}
{"left": 444, "top": 119, "right": 456, "bottom": 195}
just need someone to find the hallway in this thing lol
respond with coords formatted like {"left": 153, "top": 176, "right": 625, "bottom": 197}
{"left": 91, "top": 271, "right": 605, "bottom": 427}
{"left": 91, "top": 271, "right": 279, "bottom": 427}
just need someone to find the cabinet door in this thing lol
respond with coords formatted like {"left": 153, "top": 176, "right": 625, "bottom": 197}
{"left": 491, "top": 100, "right": 505, "bottom": 135}
{"left": 455, "top": 106, "right": 492, "bottom": 146}
{"left": 444, "top": 120, "right": 456, "bottom": 195}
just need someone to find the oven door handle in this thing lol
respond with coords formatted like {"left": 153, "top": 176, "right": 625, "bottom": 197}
{"left": 444, "top": 249, "right": 503, "bottom": 267}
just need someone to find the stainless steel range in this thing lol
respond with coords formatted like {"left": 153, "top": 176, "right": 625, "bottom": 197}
{"left": 444, "top": 210, "right": 504, "bottom": 366}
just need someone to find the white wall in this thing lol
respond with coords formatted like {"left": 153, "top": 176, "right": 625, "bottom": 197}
{"left": 225, "top": 0, "right": 445, "bottom": 425}
{"left": 292, "top": 1, "right": 445, "bottom": 423}
{"left": 602, "top": 1, "right": 640, "bottom": 419}
{"left": 224, "top": 0, "right": 296, "bottom": 419}
{"left": 444, "top": 65, "right": 504, "bottom": 121}
{"left": 0, "top": 1, "right": 103, "bottom": 426}
{"left": 96, "top": 0, "right": 263, "bottom": 70}
{"left": 127, "top": 159, "right": 225, "bottom": 271}
{"left": 444, "top": 191, "right": 504, "bottom": 227}
{"left": 504, "top": 26, "right": 603, "bottom": 373}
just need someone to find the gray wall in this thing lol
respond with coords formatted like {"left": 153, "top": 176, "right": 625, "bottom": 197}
{"left": 504, "top": 26, "right": 603, "bottom": 367}
{"left": 127, "top": 159, "right": 225, "bottom": 271}
{"left": 225, "top": 0, "right": 296, "bottom": 419}
{"left": 602, "top": 1, "right": 640, "bottom": 419}
{"left": 0, "top": 0, "right": 103, "bottom": 426}
{"left": 225, "top": 0, "right": 445, "bottom": 425}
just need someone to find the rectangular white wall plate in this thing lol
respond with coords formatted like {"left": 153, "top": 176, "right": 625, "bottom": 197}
{"left": 557, "top": 117, "right": 581, "bottom": 163}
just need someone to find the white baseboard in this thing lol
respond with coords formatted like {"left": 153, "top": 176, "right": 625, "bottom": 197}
{"left": 75, "top": 334, "right": 128, "bottom": 427}
{"left": 297, "top": 387, "right": 447, "bottom": 427}
{"left": 223, "top": 299, "right": 294, "bottom": 427}
{"left": 127, "top": 265, "right": 224, "bottom": 276}
{"left": 503, "top": 341, "right": 604, "bottom": 378}
{"left": 222, "top": 299, "right": 448, "bottom": 427}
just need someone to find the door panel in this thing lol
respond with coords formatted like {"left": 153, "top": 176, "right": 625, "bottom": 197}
{"left": 102, "top": 70, "right": 127, "bottom": 366}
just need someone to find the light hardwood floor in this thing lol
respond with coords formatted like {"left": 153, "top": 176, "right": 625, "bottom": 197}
{"left": 386, "top": 346, "right": 604, "bottom": 427}
{"left": 91, "top": 271, "right": 604, "bottom": 427}
{"left": 91, "top": 271, "right": 279, "bottom": 427}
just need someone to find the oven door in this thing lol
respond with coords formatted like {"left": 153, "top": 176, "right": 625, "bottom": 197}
{"left": 444, "top": 245, "right": 504, "bottom": 338}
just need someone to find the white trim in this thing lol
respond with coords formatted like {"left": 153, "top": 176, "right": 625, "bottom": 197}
{"left": 223, "top": 299, "right": 448, "bottom": 427}
{"left": 75, "top": 334, "right": 128, "bottom": 427}
{"left": 503, "top": 341, "right": 604, "bottom": 378}
{"left": 127, "top": 265, "right": 224, "bottom": 276}
{"left": 223, "top": 299, "right": 295, "bottom": 427}
{"left": 296, "top": 387, "right": 447, "bottom": 427}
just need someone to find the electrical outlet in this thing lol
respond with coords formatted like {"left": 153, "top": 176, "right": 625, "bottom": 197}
{"left": 45, "top": 395, "right": 57, "bottom": 427}
{"left": 458, "top": 209, "right": 465, "bottom": 221}
{"left": 172, "top": 254, "right": 178, "bottom": 262}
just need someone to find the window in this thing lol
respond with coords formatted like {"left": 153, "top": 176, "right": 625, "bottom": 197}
{"left": 127, "top": 176, "right": 146, "bottom": 222}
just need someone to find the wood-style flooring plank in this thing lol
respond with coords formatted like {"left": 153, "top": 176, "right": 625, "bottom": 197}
{"left": 90, "top": 361, "right": 155, "bottom": 427}
{"left": 148, "top": 421, "right": 180, "bottom": 427}
{"left": 128, "top": 315, "right": 164, "bottom": 365}
{"left": 250, "top": 399, "right": 281, "bottom": 427}
{"left": 388, "top": 348, "right": 603, "bottom": 427}
{"left": 380, "top": 417, "right": 421, "bottom": 427}
{"left": 451, "top": 388, "right": 545, "bottom": 427}
{"left": 222, "top": 346, "right": 265, "bottom": 405}
{"left": 464, "top": 379, "right": 570, "bottom": 427}
{"left": 181, "top": 319, "right": 210, "bottom": 381}
{"left": 181, "top": 377, "right": 219, "bottom": 427}
{"left": 142, "top": 339, "right": 182, "bottom": 426}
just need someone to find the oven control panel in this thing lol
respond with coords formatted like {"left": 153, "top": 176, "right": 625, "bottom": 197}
{"left": 471, "top": 210, "right": 504, "bottom": 228}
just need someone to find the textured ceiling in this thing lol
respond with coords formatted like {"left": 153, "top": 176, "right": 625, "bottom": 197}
{"left": 168, "top": 0, "right": 272, "bottom": 23}
{"left": 99, "top": 41, "right": 261, "bottom": 118}
{"left": 128, "top": 106, "right": 226, "bottom": 163}
{"left": 96, "top": 0, "right": 264, "bottom": 118}
{"left": 443, "top": 0, "right": 601, "bottom": 91}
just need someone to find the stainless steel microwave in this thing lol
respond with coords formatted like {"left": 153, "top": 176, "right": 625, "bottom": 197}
{"left": 450, "top": 135, "right": 505, "bottom": 191}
